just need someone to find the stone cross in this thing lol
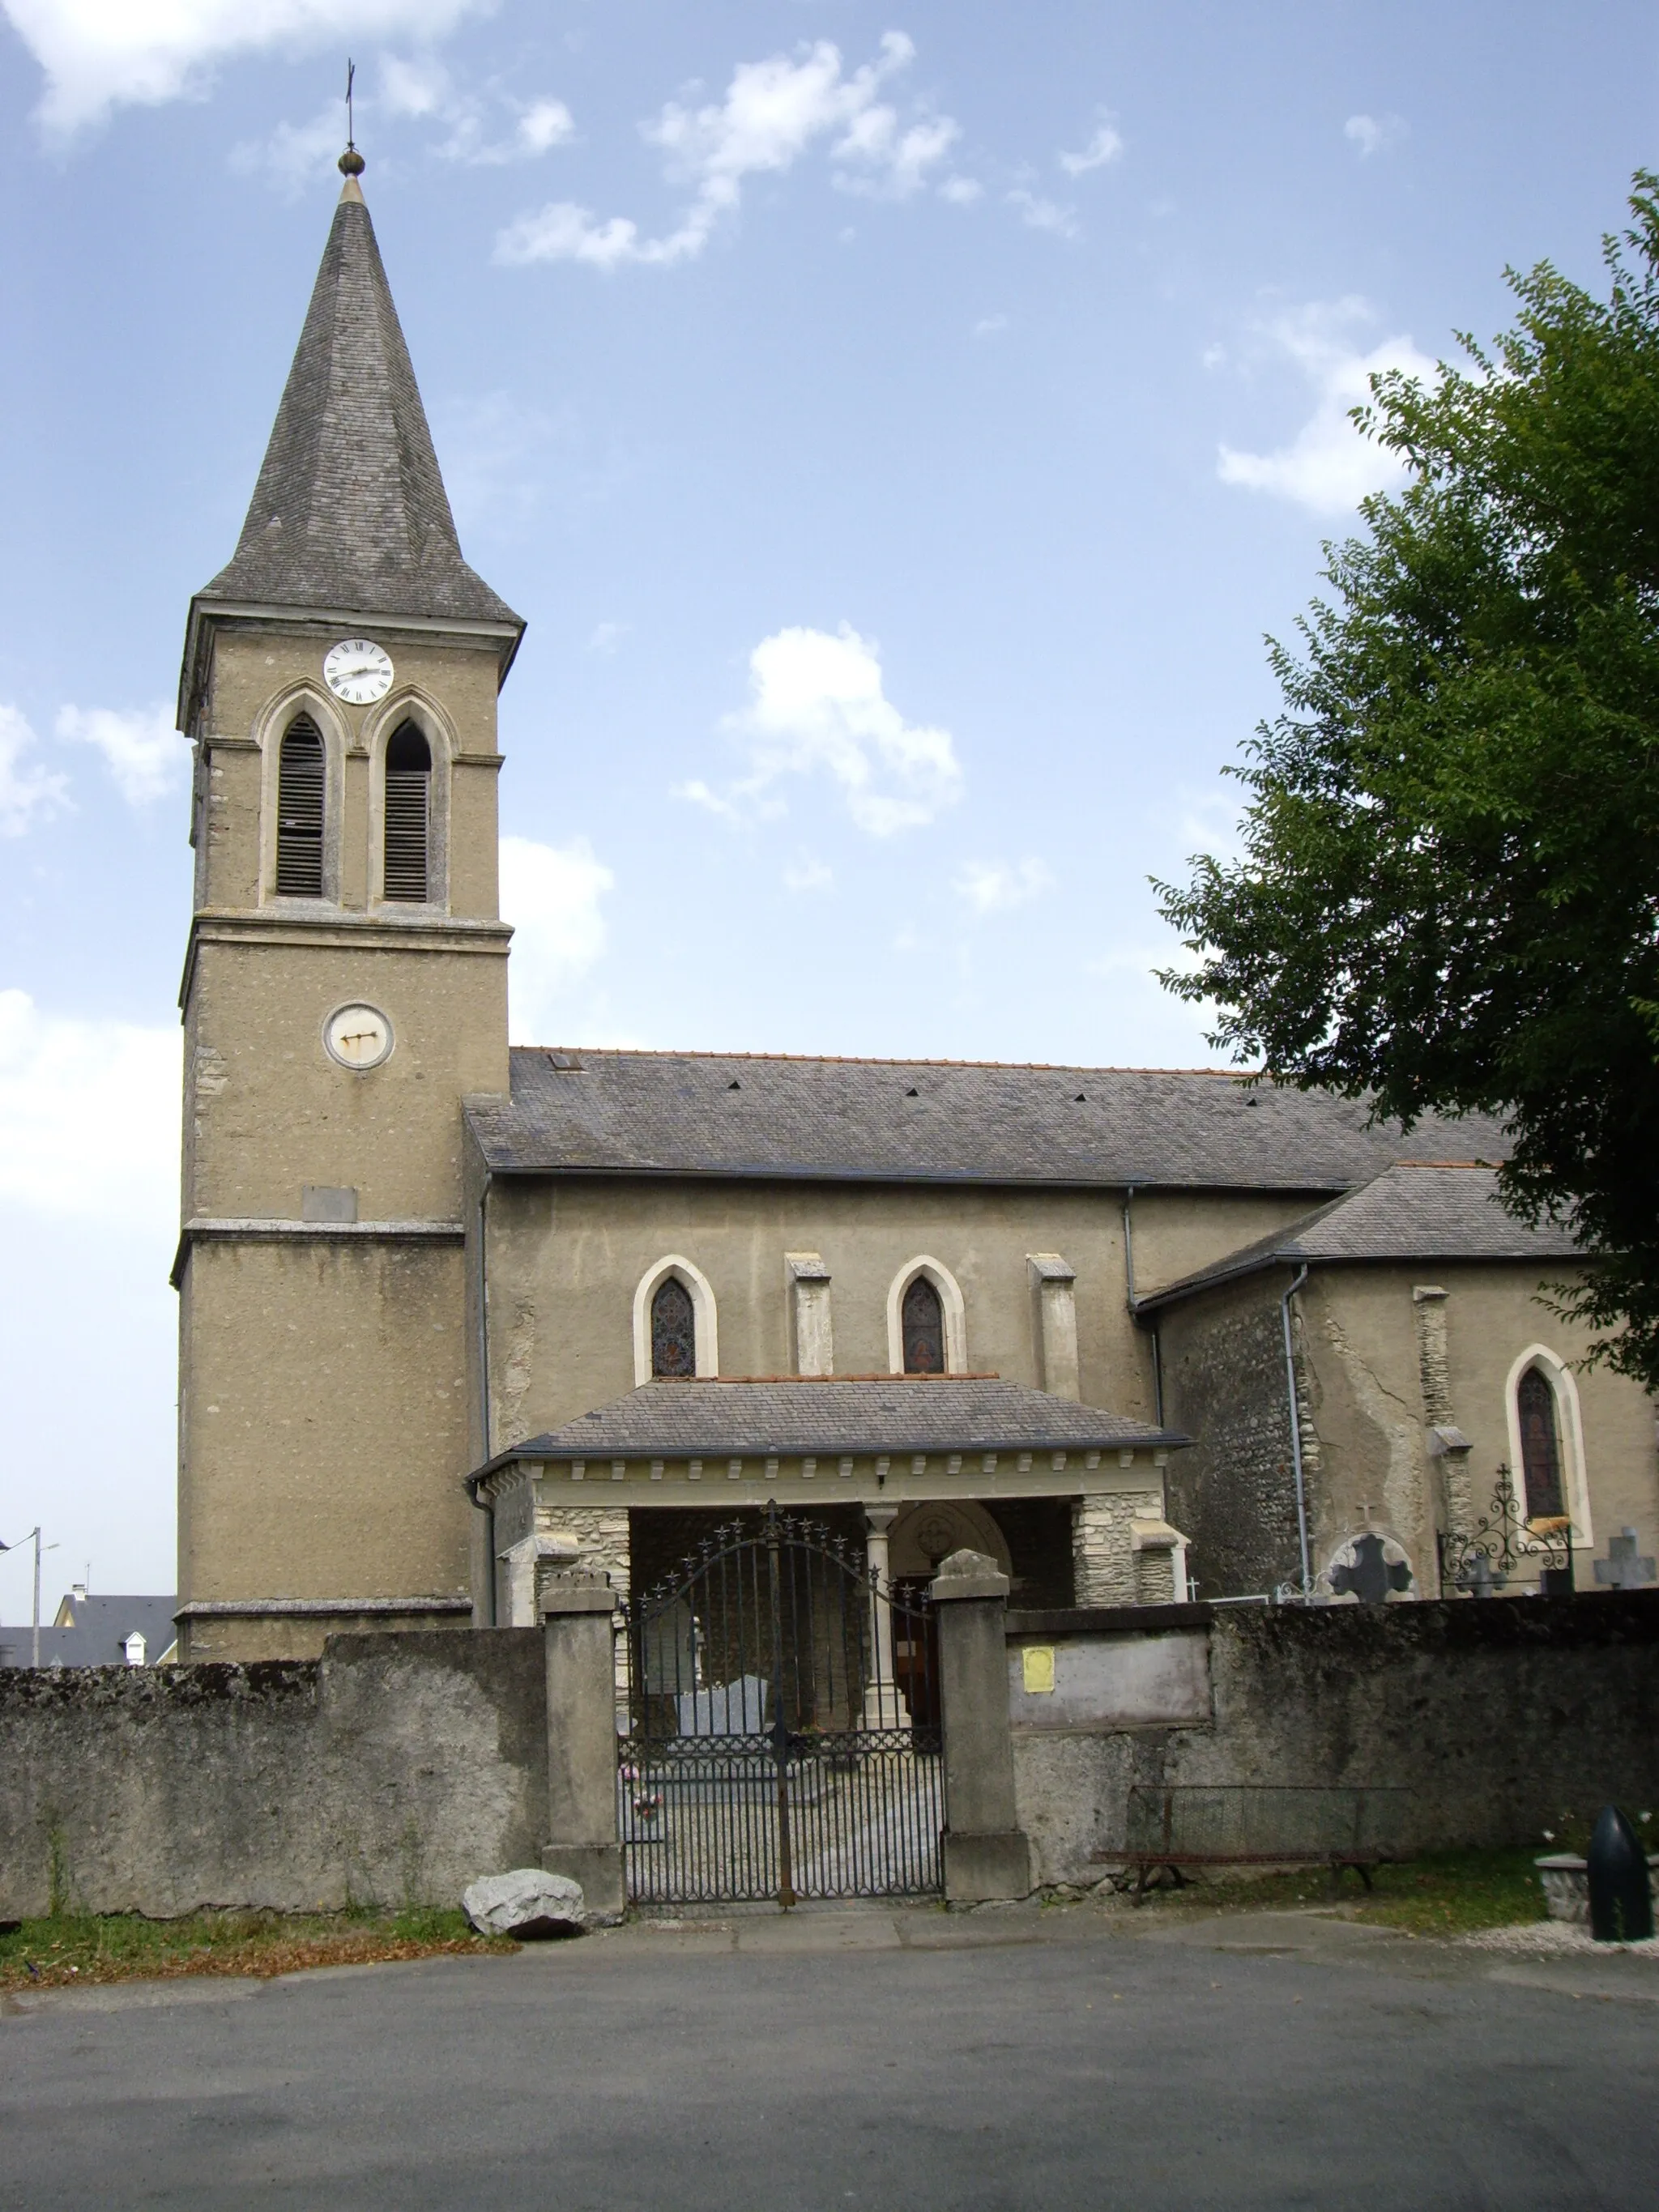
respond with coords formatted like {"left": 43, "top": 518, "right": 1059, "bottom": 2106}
{"left": 1594, "top": 1528, "right": 1657, "bottom": 1592}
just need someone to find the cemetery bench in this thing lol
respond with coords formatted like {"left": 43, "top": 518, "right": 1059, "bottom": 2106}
{"left": 1096, "top": 1784, "right": 1408, "bottom": 1902}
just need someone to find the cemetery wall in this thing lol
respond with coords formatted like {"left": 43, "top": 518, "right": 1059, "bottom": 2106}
{"left": 1012, "top": 1592, "right": 1659, "bottom": 1886}
{"left": 0, "top": 1631, "right": 546, "bottom": 1920}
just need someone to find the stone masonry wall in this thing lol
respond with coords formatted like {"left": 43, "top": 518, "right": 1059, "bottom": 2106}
{"left": 1158, "top": 1273, "right": 1304, "bottom": 1599}
{"left": 0, "top": 1632, "right": 547, "bottom": 1921}
{"left": 1013, "top": 1593, "right": 1659, "bottom": 1886}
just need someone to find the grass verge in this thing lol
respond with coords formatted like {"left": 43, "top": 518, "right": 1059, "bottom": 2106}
{"left": 1126, "top": 1847, "right": 1550, "bottom": 1937}
{"left": 0, "top": 1906, "right": 515, "bottom": 1989}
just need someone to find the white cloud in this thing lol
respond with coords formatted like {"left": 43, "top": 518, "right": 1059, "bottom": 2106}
{"left": 954, "top": 857, "right": 1055, "bottom": 914}
{"left": 675, "top": 778, "right": 748, "bottom": 825}
{"left": 586, "top": 621, "right": 629, "bottom": 656}
{"left": 378, "top": 56, "right": 573, "bottom": 165}
{"left": 0, "top": 705, "right": 69, "bottom": 836}
{"left": 783, "top": 855, "right": 834, "bottom": 893}
{"left": 940, "top": 175, "right": 983, "bottom": 206}
{"left": 1217, "top": 298, "right": 1437, "bottom": 516}
{"left": 709, "top": 624, "right": 962, "bottom": 837}
{"left": 974, "top": 312, "right": 1008, "bottom": 337}
{"left": 0, "top": 990, "right": 178, "bottom": 1225}
{"left": 499, "top": 834, "right": 613, "bottom": 1042}
{"left": 1059, "top": 117, "right": 1123, "bottom": 176}
{"left": 1007, "top": 187, "right": 1080, "bottom": 240}
{"left": 229, "top": 104, "right": 343, "bottom": 194}
{"left": 1345, "top": 113, "right": 1408, "bottom": 158}
{"left": 3, "top": 0, "right": 484, "bottom": 137}
{"left": 496, "top": 32, "right": 958, "bottom": 270}
{"left": 56, "top": 702, "right": 187, "bottom": 807}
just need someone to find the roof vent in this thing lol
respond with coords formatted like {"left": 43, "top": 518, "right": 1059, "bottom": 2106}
{"left": 905, "top": 1087, "right": 919, "bottom": 1097}
{"left": 545, "top": 1051, "right": 583, "bottom": 1072}
{"left": 1074, "top": 1093, "right": 1085, "bottom": 1102}
{"left": 727, "top": 1080, "right": 741, "bottom": 1090}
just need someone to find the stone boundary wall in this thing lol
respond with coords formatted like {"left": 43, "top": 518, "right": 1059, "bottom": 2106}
{"left": 0, "top": 1631, "right": 547, "bottom": 1921}
{"left": 1011, "top": 1594, "right": 1659, "bottom": 1886}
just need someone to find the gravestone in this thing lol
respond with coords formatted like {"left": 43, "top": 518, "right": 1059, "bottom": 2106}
{"left": 1594, "top": 1528, "right": 1657, "bottom": 1592}
{"left": 1329, "top": 1532, "right": 1414, "bottom": 1604}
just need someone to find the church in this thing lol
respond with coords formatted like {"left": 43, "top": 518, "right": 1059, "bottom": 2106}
{"left": 170, "top": 159, "right": 1659, "bottom": 1661}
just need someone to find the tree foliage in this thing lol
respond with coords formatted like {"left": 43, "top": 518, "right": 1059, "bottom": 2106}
{"left": 1156, "top": 176, "right": 1659, "bottom": 1387}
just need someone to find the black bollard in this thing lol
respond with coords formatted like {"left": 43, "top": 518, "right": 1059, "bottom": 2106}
{"left": 1587, "top": 1805, "right": 1654, "bottom": 1942}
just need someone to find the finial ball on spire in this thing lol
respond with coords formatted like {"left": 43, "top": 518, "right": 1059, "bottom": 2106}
{"left": 339, "top": 147, "right": 365, "bottom": 177}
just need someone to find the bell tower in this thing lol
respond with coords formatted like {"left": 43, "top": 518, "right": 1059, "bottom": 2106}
{"left": 173, "top": 151, "right": 523, "bottom": 1659}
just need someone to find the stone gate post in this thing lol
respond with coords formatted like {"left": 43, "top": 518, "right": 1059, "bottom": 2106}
{"left": 539, "top": 1569, "right": 624, "bottom": 1920}
{"left": 930, "top": 1548, "right": 1032, "bottom": 1903}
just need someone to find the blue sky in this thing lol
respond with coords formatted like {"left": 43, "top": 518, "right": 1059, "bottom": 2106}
{"left": 0, "top": 0, "right": 1653, "bottom": 1609}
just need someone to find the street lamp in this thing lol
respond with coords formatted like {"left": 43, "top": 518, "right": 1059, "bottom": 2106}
{"left": 0, "top": 1528, "right": 58, "bottom": 1668}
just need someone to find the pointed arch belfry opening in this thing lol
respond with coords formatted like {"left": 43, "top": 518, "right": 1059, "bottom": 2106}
{"left": 275, "top": 712, "right": 325, "bottom": 896}
{"left": 382, "top": 720, "right": 431, "bottom": 901}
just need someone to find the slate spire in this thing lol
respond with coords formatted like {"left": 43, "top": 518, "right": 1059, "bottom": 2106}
{"left": 198, "top": 160, "right": 520, "bottom": 631}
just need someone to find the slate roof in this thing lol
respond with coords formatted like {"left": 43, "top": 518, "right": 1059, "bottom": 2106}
{"left": 0, "top": 1595, "right": 177, "bottom": 1669}
{"left": 468, "top": 1378, "right": 1182, "bottom": 1485}
{"left": 466, "top": 1047, "right": 1512, "bottom": 1193}
{"left": 1137, "top": 1164, "right": 1584, "bottom": 1311}
{"left": 196, "top": 181, "right": 521, "bottom": 633}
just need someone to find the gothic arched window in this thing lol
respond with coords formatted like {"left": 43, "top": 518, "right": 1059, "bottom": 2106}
{"left": 382, "top": 721, "right": 431, "bottom": 902}
{"left": 275, "top": 714, "right": 325, "bottom": 897}
{"left": 651, "top": 1276, "right": 697, "bottom": 1378}
{"left": 1517, "top": 1366, "right": 1566, "bottom": 1519}
{"left": 902, "top": 1276, "right": 945, "bottom": 1375}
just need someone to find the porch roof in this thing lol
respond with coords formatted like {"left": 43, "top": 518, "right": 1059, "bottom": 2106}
{"left": 466, "top": 1376, "right": 1183, "bottom": 1489}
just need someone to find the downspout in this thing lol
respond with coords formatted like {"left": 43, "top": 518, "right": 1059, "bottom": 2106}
{"left": 1123, "top": 1187, "right": 1164, "bottom": 1427}
{"left": 1280, "top": 1264, "right": 1312, "bottom": 1597}
{"left": 476, "top": 1170, "right": 496, "bottom": 1626}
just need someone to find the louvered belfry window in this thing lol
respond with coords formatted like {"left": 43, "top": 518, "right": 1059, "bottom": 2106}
{"left": 382, "top": 721, "right": 431, "bottom": 902}
{"left": 1517, "top": 1366, "right": 1566, "bottom": 1519}
{"left": 275, "top": 714, "right": 325, "bottom": 897}
{"left": 651, "top": 1277, "right": 697, "bottom": 1377}
{"left": 902, "top": 1276, "right": 946, "bottom": 1374}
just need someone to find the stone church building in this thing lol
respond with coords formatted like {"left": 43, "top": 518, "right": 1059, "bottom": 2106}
{"left": 170, "top": 167, "right": 1659, "bottom": 1660}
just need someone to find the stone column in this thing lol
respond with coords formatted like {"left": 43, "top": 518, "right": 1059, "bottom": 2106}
{"left": 863, "top": 1506, "right": 911, "bottom": 1728}
{"left": 929, "top": 1548, "right": 1031, "bottom": 1903}
{"left": 539, "top": 1568, "right": 624, "bottom": 1921}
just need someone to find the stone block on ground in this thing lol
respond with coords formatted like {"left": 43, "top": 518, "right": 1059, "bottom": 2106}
{"left": 463, "top": 1868, "right": 586, "bottom": 1939}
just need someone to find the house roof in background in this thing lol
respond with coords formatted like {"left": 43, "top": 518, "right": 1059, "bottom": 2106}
{"left": 0, "top": 1594, "right": 178, "bottom": 1669}
{"left": 1137, "top": 1164, "right": 1584, "bottom": 1311}
{"left": 468, "top": 1376, "right": 1182, "bottom": 1485}
{"left": 467, "top": 1048, "right": 1512, "bottom": 1193}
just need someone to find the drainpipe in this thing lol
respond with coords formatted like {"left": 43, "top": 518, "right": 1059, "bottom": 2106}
{"left": 1121, "top": 1185, "right": 1166, "bottom": 1426}
{"left": 476, "top": 1170, "right": 496, "bottom": 1626}
{"left": 1280, "top": 1264, "right": 1312, "bottom": 1597}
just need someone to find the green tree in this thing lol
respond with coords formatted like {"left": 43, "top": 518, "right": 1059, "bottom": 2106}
{"left": 1156, "top": 175, "right": 1659, "bottom": 1387}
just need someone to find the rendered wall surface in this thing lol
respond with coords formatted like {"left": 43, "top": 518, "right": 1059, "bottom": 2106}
{"left": 0, "top": 1632, "right": 546, "bottom": 1920}
{"left": 478, "top": 1175, "right": 1327, "bottom": 1448}
{"left": 177, "top": 1240, "right": 473, "bottom": 1638}
{"left": 1012, "top": 1595, "right": 1659, "bottom": 1886}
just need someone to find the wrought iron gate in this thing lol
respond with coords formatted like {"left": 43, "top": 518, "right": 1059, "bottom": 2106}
{"left": 620, "top": 1504, "right": 943, "bottom": 1905}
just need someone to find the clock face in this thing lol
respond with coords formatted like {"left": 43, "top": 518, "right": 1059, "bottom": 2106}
{"left": 323, "top": 1003, "right": 394, "bottom": 1071}
{"left": 323, "top": 638, "right": 394, "bottom": 705}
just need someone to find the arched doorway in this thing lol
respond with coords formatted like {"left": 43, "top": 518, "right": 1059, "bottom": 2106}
{"left": 886, "top": 1502, "right": 1013, "bottom": 1728}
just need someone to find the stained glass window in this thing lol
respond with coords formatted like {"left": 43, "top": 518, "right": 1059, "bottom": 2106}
{"left": 651, "top": 1276, "right": 696, "bottom": 1377}
{"left": 902, "top": 1276, "right": 945, "bottom": 1375}
{"left": 1517, "top": 1366, "right": 1565, "bottom": 1519}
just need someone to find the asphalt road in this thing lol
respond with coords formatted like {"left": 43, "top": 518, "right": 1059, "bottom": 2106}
{"left": 3, "top": 1903, "right": 1657, "bottom": 2210}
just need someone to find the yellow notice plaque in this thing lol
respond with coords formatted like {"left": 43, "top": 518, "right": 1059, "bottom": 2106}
{"left": 1021, "top": 1645, "right": 1056, "bottom": 1694}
